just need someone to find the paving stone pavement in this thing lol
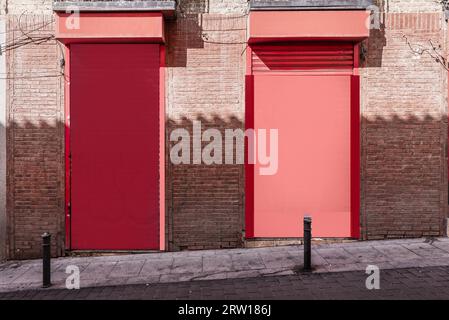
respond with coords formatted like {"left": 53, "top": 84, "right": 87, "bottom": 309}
{"left": 1, "top": 266, "right": 449, "bottom": 300}
{"left": 1, "top": 237, "right": 449, "bottom": 293}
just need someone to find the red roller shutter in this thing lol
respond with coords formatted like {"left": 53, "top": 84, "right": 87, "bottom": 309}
{"left": 252, "top": 42, "right": 354, "bottom": 74}
{"left": 247, "top": 42, "right": 358, "bottom": 238}
{"left": 70, "top": 44, "right": 160, "bottom": 250}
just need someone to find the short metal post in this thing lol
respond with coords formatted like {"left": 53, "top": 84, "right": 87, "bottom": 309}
{"left": 303, "top": 217, "right": 312, "bottom": 272}
{"left": 42, "top": 232, "right": 52, "bottom": 288}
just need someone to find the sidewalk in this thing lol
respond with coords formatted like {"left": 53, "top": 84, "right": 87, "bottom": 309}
{"left": 3, "top": 266, "right": 449, "bottom": 300}
{"left": 1, "top": 237, "right": 449, "bottom": 293}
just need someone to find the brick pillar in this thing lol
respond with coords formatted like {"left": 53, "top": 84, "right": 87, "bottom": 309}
{"left": 0, "top": 14, "right": 6, "bottom": 261}
{"left": 165, "top": 0, "right": 247, "bottom": 250}
{"left": 360, "top": 1, "right": 448, "bottom": 239}
{"left": 6, "top": 14, "right": 64, "bottom": 259}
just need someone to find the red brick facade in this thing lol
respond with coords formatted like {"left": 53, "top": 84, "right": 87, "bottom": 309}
{"left": 361, "top": 8, "right": 448, "bottom": 239}
{"left": 1, "top": 0, "right": 448, "bottom": 259}
{"left": 5, "top": 14, "right": 64, "bottom": 259}
{"left": 165, "top": 1, "right": 247, "bottom": 250}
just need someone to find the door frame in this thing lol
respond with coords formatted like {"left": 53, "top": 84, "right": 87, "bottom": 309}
{"left": 245, "top": 42, "right": 361, "bottom": 239}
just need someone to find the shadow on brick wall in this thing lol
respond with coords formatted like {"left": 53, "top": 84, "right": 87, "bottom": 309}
{"left": 361, "top": 114, "right": 447, "bottom": 240}
{"left": 165, "top": 0, "right": 208, "bottom": 68}
{"left": 4, "top": 113, "right": 448, "bottom": 259}
{"left": 166, "top": 114, "right": 245, "bottom": 251}
{"left": 364, "top": 25, "right": 387, "bottom": 68}
{"left": 6, "top": 113, "right": 246, "bottom": 259}
{"left": 5, "top": 120, "right": 65, "bottom": 260}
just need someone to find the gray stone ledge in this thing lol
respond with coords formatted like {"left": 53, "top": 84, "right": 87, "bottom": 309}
{"left": 53, "top": 1, "right": 176, "bottom": 12}
{"left": 250, "top": 0, "right": 374, "bottom": 11}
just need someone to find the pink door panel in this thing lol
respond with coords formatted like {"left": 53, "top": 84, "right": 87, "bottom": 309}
{"left": 252, "top": 75, "right": 352, "bottom": 237}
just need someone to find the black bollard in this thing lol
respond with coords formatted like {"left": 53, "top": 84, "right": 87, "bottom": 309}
{"left": 303, "top": 217, "right": 312, "bottom": 272}
{"left": 42, "top": 232, "right": 52, "bottom": 288}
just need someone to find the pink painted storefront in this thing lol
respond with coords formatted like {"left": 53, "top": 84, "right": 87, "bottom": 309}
{"left": 245, "top": 9, "right": 369, "bottom": 239}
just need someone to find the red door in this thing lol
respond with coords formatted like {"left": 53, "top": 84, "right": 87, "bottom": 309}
{"left": 70, "top": 44, "right": 160, "bottom": 250}
{"left": 247, "top": 43, "right": 358, "bottom": 238}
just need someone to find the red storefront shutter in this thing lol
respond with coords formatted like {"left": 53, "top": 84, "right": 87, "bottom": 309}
{"left": 70, "top": 44, "right": 160, "bottom": 250}
{"left": 248, "top": 42, "right": 357, "bottom": 238}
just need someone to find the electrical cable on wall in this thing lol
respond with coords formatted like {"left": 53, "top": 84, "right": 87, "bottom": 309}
{"left": 0, "top": 11, "right": 63, "bottom": 80}
{"left": 401, "top": 32, "right": 449, "bottom": 71}
{"left": 0, "top": 73, "right": 64, "bottom": 80}
{"left": 0, "top": 19, "right": 54, "bottom": 35}
{"left": 0, "top": 12, "right": 55, "bottom": 53}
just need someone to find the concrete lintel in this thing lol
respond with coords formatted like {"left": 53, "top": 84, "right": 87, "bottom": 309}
{"left": 250, "top": 0, "right": 374, "bottom": 11}
{"left": 53, "top": 1, "right": 176, "bottom": 14}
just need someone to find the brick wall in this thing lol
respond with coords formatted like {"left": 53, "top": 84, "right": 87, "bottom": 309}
{"left": 3, "top": 0, "right": 449, "bottom": 259}
{"left": 381, "top": 0, "right": 441, "bottom": 13}
{"left": 165, "top": 0, "right": 247, "bottom": 250}
{"left": 3, "top": 0, "right": 53, "bottom": 14}
{"left": 360, "top": 0, "right": 448, "bottom": 239}
{"left": 0, "top": 1, "right": 6, "bottom": 15}
{"left": 5, "top": 12, "right": 64, "bottom": 259}
{"left": 0, "top": 15, "right": 6, "bottom": 261}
